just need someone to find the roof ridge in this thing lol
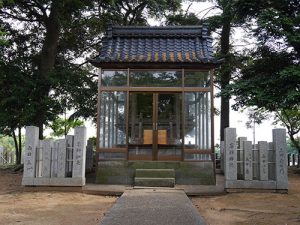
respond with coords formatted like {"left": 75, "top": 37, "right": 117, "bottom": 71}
{"left": 106, "top": 25, "right": 208, "bottom": 38}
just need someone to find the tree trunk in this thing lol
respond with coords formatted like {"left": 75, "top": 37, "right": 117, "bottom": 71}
{"left": 17, "top": 126, "right": 22, "bottom": 165}
{"left": 35, "top": 1, "right": 61, "bottom": 139}
{"left": 290, "top": 134, "right": 300, "bottom": 155}
{"left": 219, "top": 14, "right": 232, "bottom": 141}
{"left": 12, "top": 130, "right": 20, "bottom": 165}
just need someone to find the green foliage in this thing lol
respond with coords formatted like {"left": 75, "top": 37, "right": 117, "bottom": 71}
{"left": 0, "top": 135, "right": 25, "bottom": 152}
{"left": 287, "top": 139, "right": 299, "bottom": 154}
{"left": 223, "top": 0, "right": 300, "bottom": 149}
{"left": 226, "top": 47, "right": 300, "bottom": 111}
{"left": 165, "top": 11, "right": 200, "bottom": 25}
{"left": 223, "top": 0, "right": 300, "bottom": 111}
{"left": 0, "top": 135, "right": 15, "bottom": 151}
{"left": 274, "top": 109, "right": 300, "bottom": 153}
{"left": 49, "top": 117, "right": 84, "bottom": 137}
{"left": 0, "top": 0, "right": 184, "bottom": 140}
{"left": 0, "top": 29, "right": 6, "bottom": 45}
{"left": 244, "top": 109, "right": 266, "bottom": 129}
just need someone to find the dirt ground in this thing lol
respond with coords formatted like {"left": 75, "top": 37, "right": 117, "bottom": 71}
{"left": 0, "top": 168, "right": 116, "bottom": 225}
{"left": 192, "top": 171, "right": 300, "bottom": 225}
{"left": 1, "top": 168, "right": 300, "bottom": 225}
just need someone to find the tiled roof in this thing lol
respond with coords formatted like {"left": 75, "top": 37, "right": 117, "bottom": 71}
{"left": 90, "top": 25, "right": 218, "bottom": 66}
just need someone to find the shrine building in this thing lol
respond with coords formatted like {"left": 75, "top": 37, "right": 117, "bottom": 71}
{"left": 90, "top": 25, "right": 219, "bottom": 186}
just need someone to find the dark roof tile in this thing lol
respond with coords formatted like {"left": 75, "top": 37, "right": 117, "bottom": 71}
{"left": 91, "top": 25, "right": 218, "bottom": 65}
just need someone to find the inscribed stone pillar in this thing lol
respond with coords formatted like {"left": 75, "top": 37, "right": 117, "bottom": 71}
{"left": 258, "top": 141, "right": 268, "bottom": 180}
{"left": 224, "top": 128, "right": 237, "bottom": 180}
{"left": 72, "top": 127, "right": 87, "bottom": 179}
{"left": 22, "top": 126, "right": 39, "bottom": 185}
{"left": 0, "top": 146, "right": 4, "bottom": 164}
{"left": 42, "top": 139, "right": 53, "bottom": 178}
{"left": 57, "top": 139, "right": 67, "bottom": 178}
{"left": 66, "top": 135, "right": 74, "bottom": 175}
{"left": 268, "top": 142, "right": 275, "bottom": 180}
{"left": 243, "top": 141, "right": 253, "bottom": 180}
{"left": 237, "top": 137, "right": 247, "bottom": 177}
{"left": 272, "top": 129, "right": 288, "bottom": 190}
{"left": 238, "top": 137, "right": 247, "bottom": 149}
{"left": 51, "top": 140, "right": 59, "bottom": 177}
{"left": 86, "top": 139, "right": 93, "bottom": 171}
{"left": 36, "top": 140, "right": 43, "bottom": 177}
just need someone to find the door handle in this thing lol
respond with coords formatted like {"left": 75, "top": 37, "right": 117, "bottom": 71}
{"left": 153, "top": 123, "right": 158, "bottom": 130}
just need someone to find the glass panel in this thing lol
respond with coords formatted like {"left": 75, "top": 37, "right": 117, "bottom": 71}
{"left": 99, "top": 152, "right": 127, "bottom": 160}
{"left": 184, "top": 154, "right": 211, "bottom": 161}
{"left": 99, "top": 92, "right": 127, "bottom": 148}
{"left": 130, "top": 70, "right": 182, "bottom": 87}
{"left": 157, "top": 93, "right": 182, "bottom": 145}
{"left": 128, "top": 93, "right": 153, "bottom": 158}
{"left": 157, "top": 93, "right": 182, "bottom": 159}
{"left": 184, "top": 92, "right": 211, "bottom": 150}
{"left": 184, "top": 71, "right": 210, "bottom": 87}
{"left": 101, "top": 70, "right": 127, "bottom": 86}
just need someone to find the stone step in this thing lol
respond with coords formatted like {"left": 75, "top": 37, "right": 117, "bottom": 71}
{"left": 135, "top": 169, "right": 175, "bottom": 178}
{"left": 134, "top": 177, "right": 175, "bottom": 187}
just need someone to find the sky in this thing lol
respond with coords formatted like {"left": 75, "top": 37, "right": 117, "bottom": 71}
{"left": 44, "top": 1, "right": 282, "bottom": 144}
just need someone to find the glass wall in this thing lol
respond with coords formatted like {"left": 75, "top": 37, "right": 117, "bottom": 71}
{"left": 99, "top": 91, "right": 127, "bottom": 148}
{"left": 98, "top": 69, "right": 213, "bottom": 161}
{"left": 184, "top": 92, "right": 211, "bottom": 149}
{"left": 130, "top": 70, "right": 182, "bottom": 87}
{"left": 101, "top": 70, "right": 127, "bottom": 86}
{"left": 184, "top": 71, "right": 210, "bottom": 87}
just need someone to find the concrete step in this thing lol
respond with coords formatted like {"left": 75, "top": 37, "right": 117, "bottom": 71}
{"left": 134, "top": 177, "right": 175, "bottom": 187}
{"left": 135, "top": 169, "right": 175, "bottom": 178}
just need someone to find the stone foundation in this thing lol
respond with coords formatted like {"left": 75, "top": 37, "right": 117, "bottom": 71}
{"left": 96, "top": 161, "right": 215, "bottom": 185}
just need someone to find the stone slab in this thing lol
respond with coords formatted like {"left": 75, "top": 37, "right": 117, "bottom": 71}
{"left": 273, "top": 129, "right": 288, "bottom": 190}
{"left": 238, "top": 137, "right": 247, "bottom": 149}
{"left": 57, "top": 139, "right": 67, "bottom": 178}
{"left": 86, "top": 139, "right": 94, "bottom": 170}
{"left": 100, "top": 189, "right": 207, "bottom": 225}
{"left": 33, "top": 178, "right": 50, "bottom": 186}
{"left": 23, "top": 126, "right": 39, "bottom": 180}
{"left": 41, "top": 139, "right": 53, "bottom": 178}
{"left": 50, "top": 177, "right": 85, "bottom": 186}
{"left": 23, "top": 178, "right": 85, "bottom": 186}
{"left": 96, "top": 161, "right": 215, "bottom": 185}
{"left": 22, "top": 177, "right": 35, "bottom": 186}
{"left": 243, "top": 141, "right": 253, "bottom": 180}
{"left": 66, "top": 135, "right": 74, "bottom": 174}
{"left": 135, "top": 169, "right": 175, "bottom": 178}
{"left": 82, "top": 184, "right": 127, "bottom": 196}
{"left": 72, "top": 127, "right": 87, "bottom": 178}
{"left": 258, "top": 141, "right": 268, "bottom": 180}
{"left": 225, "top": 180, "right": 277, "bottom": 189}
{"left": 224, "top": 128, "right": 237, "bottom": 180}
{"left": 51, "top": 140, "right": 59, "bottom": 177}
{"left": 134, "top": 177, "right": 175, "bottom": 187}
{"left": 36, "top": 140, "right": 42, "bottom": 177}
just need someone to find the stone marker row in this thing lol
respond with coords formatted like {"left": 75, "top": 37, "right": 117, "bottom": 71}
{"left": 22, "top": 126, "right": 87, "bottom": 186}
{"left": 224, "top": 128, "right": 288, "bottom": 191}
